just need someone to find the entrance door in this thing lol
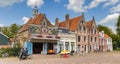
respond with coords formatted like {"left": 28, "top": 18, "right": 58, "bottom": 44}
{"left": 47, "top": 43, "right": 53, "bottom": 54}
{"left": 24, "top": 42, "right": 33, "bottom": 55}
{"left": 33, "top": 43, "right": 43, "bottom": 54}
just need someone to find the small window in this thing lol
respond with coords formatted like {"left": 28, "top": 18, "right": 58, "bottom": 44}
{"left": 42, "top": 21, "right": 47, "bottom": 27}
{"left": 91, "top": 29, "right": 93, "bottom": 34}
{"left": 95, "top": 30, "right": 96, "bottom": 34}
{"left": 91, "top": 37, "right": 92, "bottom": 42}
{"left": 95, "top": 37, "right": 97, "bottom": 42}
{"left": 79, "top": 26, "right": 82, "bottom": 32}
{"left": 78, "top": 36, "right": 80, "bottom": 42}
{"left": 84, "top": 36, "right": 86, "bottom": 42}
{"left": 84, "top": 26, "right": 86, "bottom": 32}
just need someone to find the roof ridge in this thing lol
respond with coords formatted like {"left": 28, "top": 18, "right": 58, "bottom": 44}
{"left": 0, "top": 32, "right": 9, "bottom": 38}
{"left": 60, "top": 15, "right": 82, "bottom": 23}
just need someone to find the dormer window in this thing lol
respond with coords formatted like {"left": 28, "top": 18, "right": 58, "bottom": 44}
{"left": 91, "top": 29, "right": 93, "bottom": 34}
{"left": 81, "top": 20, "right": 84, "bottom": 24}
{"left": 79, "top": 26, "right": 82, "bottom": 32}
{"left": 42, "top": 21, "right": 47, "bottom": 27}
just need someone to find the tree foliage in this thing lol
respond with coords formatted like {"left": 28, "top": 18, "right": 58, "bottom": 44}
{"left": 97, "top": 25, "right": 114, "bottom": 37}
{"left": 116, "top": 15, "right": 120, "bottom": 50}
{"left": 0, "top": 24, "right": 21, "bottom": 38}
{"left": 116, "top": 15, "right": 120, "bottom": 35}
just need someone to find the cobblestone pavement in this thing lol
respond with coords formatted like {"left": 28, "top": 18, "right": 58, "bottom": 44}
{"left": 0, "top": 51, "right": 120, "bottom": 64}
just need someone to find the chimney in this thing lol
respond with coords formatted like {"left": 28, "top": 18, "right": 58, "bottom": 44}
{"left": 55, "top": 18, "right": 59, "bottom": 27}
{"left": 65, "top": 14, "right": 70, "bottom": 29}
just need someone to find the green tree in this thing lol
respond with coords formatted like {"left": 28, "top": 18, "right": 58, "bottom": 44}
{"left": 2, "top": 27, "right": 11, "bottom": 37}
{"left": 9, "top": 24, "right": 21, "bottom": 38}
{"left": 1, "top": 24, "right": 21, "bottom": 38}
{"left": 116, "top": 15, "right": 120, "bottom": 50}
{"left": 97, "top": 25, "right": 114, "bottom": 36}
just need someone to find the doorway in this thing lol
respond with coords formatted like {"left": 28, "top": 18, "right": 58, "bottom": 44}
{"left": 47, "top": 43, "right": 54, "bottom": 54}
{"left": 33, "top": 43, "right": 43, "bottom": 54}
{"left": 47, "top": 43, "right": 53, "bottom": 50}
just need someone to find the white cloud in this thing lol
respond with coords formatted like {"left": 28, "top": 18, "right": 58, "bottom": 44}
{"left": 27, "top": 0, "right": 44, "bottom": 8}
{"left": 22, "top": 17, "right": 29, "bottom": 24}
{"left": 66, "top": 0, "right": 120, "bottom": 13}
{"left": 0, "top": 24, "right": 4, "bottom": 27}
{"left": 67, "top": 0, "right": 87, "bottom": 12}
{"left": 103, "top": 0, "right": 119, "bottom": 7}
{"left": 110, "top": 3, "right": 120, "bottom": 13}
{"left": 99, "top": 13, "right": 120, "bottom": 34}
{"left": 99, "top": 13, "right": 119, "bottom": 24}
{"left": 88, "top": 0, "right": 106, "bottom": 9}
{"left": 0, "top": 0, "right": 23, "bottom": 7}
{"left": 54, "top": 0, "right": 60, "bottom": 3}
{"left": 108, "top": 26, "right": 117, "bottom": 34}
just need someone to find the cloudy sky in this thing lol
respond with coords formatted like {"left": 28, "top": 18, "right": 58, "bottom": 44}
{"left": 0, "top": 0, "right": 120, "bottom": 33}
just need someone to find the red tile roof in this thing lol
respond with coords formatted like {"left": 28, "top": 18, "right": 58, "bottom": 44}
{"left": 58, "top": 16, "right": 82, "bottom": 31}
{"left": 86, "top": 20, "right": 93, "bottom": 28}
{"left": 104, "top": 34, "right": 110, "bottom": 38}
{"left": 19, "top": 13, "right": 54, "bottom": 33}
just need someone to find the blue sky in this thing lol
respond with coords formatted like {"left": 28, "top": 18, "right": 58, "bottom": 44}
{"left": 0, "top": 0, "right": 120, "bottom": 33}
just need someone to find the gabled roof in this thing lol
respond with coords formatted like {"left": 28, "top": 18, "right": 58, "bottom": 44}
{"left": 0, "top": 32, "right": 9, "bottom": 38}
{"left": 58, "top": 16, "right": 82, "bottom": 31}
{"left": 19, "top": 13, "right": 54, "bottom": 33}
{"left": 86, "top": 21, "right": 93, "bottom": 28}
{"left": 0, "top": 32, "right": 9, "bottom": 45}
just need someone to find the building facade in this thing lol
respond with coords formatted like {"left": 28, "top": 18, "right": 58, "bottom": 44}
{"left": 18, "top": 7, "right": 113, "bottom": 55}
{"left": 57, "top": 28, "right": 76, "bottom": 53}
{"left": 19, "top": 13, "right": 60, "bottom": 54}
{"left": 99, "top": 31, "right": 113, "bottom": 51}
{"left": 56, "top": 13, "right": 112, "bottom": 54}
